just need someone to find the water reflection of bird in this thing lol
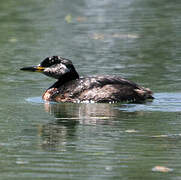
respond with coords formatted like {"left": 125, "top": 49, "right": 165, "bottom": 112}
{"left": 21, "top": 56, "right": 154, "bottom": 103}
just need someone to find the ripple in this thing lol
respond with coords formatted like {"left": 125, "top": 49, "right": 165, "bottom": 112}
{"left": 117, "top": 93, "right": 181, "bottom": 112}
{"left": 26, "top": 97, "right": 45, "bottom": 104}
{"left": 26, "top": 93, "right": 181, "bottom": 112}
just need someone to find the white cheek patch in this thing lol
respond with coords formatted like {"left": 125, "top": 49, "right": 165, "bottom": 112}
{"left": 61, "top": 64, "right": 70, "bottom": 74}
{"left": 44, "top": 64, "right": 70, "bottom": 75}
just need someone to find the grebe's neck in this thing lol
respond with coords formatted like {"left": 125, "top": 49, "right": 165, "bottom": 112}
{"left": 48, "top": 71, "right": 79, "bottom": 89}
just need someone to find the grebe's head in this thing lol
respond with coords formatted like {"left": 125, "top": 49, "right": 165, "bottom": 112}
{"left": 20, "top": 56, "right": 79, "bottom": 79}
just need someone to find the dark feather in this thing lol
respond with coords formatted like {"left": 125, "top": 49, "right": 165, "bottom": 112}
{"left": 50, "top": 76, "right": 153, "bottom": 103}
{"left": 21, "top": 56, "right": 154, "bottom": 103}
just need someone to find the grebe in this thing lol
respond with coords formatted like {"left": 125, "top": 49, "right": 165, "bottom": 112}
{"left": 20, "top": 56, "right": 154, "bottom": 103}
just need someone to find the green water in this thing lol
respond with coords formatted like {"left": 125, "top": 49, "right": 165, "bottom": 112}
{"left": 0, "top": 0, "right": 181, "bottom": 179}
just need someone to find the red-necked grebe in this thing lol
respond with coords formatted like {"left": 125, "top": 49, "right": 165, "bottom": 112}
{"left": 20, "top": 56, "right": 154, "bottom": 103}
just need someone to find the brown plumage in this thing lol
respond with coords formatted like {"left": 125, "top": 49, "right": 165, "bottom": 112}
{"left": 21, "top": 56, "right": 154, "bottom": 103}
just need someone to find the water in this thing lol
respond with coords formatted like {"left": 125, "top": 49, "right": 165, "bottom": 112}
{"left": 0, "top": 0, "right": 181, "bottom": 179}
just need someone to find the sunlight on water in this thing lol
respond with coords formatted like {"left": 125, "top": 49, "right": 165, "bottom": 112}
{"left": 118, "top": 93, "right": 181, "bottom": 112}
{"left": 26, "top": 97, "right": 45, "bottom": 104}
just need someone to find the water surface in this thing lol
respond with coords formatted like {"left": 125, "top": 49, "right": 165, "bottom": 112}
{"left": 0, "top": 0, "right": 181, "bottom": 179}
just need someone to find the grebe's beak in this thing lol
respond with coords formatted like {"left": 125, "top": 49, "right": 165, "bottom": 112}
{"left": 20, "top": 66, "right": 45, "bottom": 72}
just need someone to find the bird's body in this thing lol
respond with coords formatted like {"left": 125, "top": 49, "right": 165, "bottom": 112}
{"left": 21, "top": 56, "right": 154, "bottom": 103}
{"left": 43, "top": 76, "right": 153, "bottom": 103}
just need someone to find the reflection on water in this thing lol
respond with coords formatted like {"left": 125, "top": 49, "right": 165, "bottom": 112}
{"left": 40, "top": 102, "right": 119, "bottom": 151}
{"left": 33, "top": 92, "right": 181, "bottom": 154}
{"left": 39, "top": 119, "right": 77, "bottom": 151}
{"left": 44, "top": 102, "right": 117, "bottom": 122}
